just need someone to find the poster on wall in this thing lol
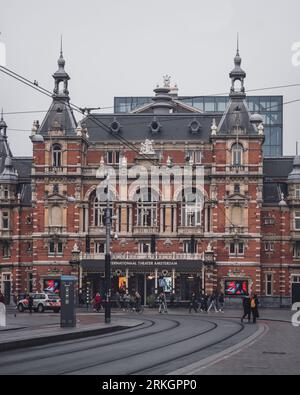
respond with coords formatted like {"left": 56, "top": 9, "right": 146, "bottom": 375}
{"left": 159, "top": 277, "right": 172, "bottom": 293}
{"left": 43, "top": 279, "right": 61, "bottom": 294}
{"left": 118, "top": 277, "right": 127, "bottom": 291}
{"left": 225, "top": 280, "right": 248, "bottom": 296}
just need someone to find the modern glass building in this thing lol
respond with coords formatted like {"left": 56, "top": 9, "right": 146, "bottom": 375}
{"left": 114, "top": 96, "right": 283, "bottom": 157}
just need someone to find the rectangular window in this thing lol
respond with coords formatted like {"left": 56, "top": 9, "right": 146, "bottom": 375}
{"left": 107, "top": 151, "right": 114, "bottom": 165}
{"left": 4, "top": 187, "right": 9, "bottom": 200}
{"left": 57, "top": 242, "right": 63, "bottom": 255}
{"left": 3, "top": 244, "right": 11, "bottom": 258}
{"left": 107, "top": 151, "right": 120, "bottom": 165}
{"left": 95, "top": 242, "right": 105, "bottom": 254}
{"left": 264, "top": 242, "right": 275, "bottom": 252}
{"left": 139, "top": 242, "right": 151, "bottom": 254}
{"left": 183, "top": 240, "right": 197, "bottom": 254}
{"left": 294, "top": 244, "right": 300, "bottom": 259}
{"left": 264, "top": 217, "right": 275, "bottom": 226}
{"left": 234, "top": 184, "right": 240, "bottom": 194}
{"left": 295, "top": 185, "right": 300, "bottom": 200}
{"left": 229, "top": 242, "right": 244, "bottom": 256}
{"left": 49, "top": 242, "right": 55, "bottom": 255}
{"left": 295, "top": 212, "right": 300, "bottom": 230}
{"left": 2, "top": 212, "right": 9, "bottom": 229}
{"left": 266, "top": 274, "right": 273, "bottom": 296}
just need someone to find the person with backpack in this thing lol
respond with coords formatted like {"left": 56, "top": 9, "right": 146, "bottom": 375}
{"left": 250, "top": 293, "right": 259, "bottom": 323}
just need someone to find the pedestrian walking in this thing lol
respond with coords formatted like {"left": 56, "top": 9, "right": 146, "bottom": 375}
{"left": 135, "top": 291, "right": 142, "bottom": 312}
{"left": 200, "top": 293, "right": 208, "bottom": 312}
{"left": 218, "top": 292, "right": 225, "bottom": 313}
{"left": 115, "top": 291, "right": 121, "bottom": 309}
{"left": 28, "top": 294, "right": 34, "bottom": 314}
{"left": 0, "top": 292, "right": 5, "bottom": 304}
{"left": 93, "top": 293, "right": 103, "bottom": 312}
{"left": 207, "top": 292, "right": 218, "bottom": 313}
{"left": 189, "top": 292, "right": 198, "bottom": 314}
{"left": 158, "top": 292, "right": 168, "bottom": 314}
{"left": 241, "top": 295, "right": 251, "bottom": 323}
{"left": 250, "top": 293, "right": 259, "bottom": 323}
{"left": 123, "top": 291, "right": 130, "bottom": 311}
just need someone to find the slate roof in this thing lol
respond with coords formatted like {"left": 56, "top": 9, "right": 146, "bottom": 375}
{"left": 218, "top": 98, "right": 257, "bottom": 135}
{"left": 85, "top": 113, "right": 222, "bottom": 143}
{"left": 39, "top": 99, "right": 77, "bottom": 136}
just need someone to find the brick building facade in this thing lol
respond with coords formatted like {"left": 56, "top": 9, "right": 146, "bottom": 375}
{"left": 0, "top": 46, "right": 300, "bottom": 306}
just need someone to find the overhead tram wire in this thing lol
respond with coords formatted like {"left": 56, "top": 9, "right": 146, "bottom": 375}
{"left": 4, "top": 94, "right": 300, "bottom": 135}
{"left": 0, "top": 65, "right": 159, "bottom": 165}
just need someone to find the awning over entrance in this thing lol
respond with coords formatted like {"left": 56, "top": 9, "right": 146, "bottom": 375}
{"left": 82, "top": 259, "right": 204, "bottom": 273}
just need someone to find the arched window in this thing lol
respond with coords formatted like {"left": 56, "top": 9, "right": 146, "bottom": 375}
{"left": 93, "top": 197, "right": 113, "bottom": 227}
{"left": 135, "top": 188, "right": 158, "bottom": 227}
{"left": 52, "top": 144, "right": 62, "bottom": 168}
{"left": 181, "top": 189, "right": 203, "bottom": 227}
{"left": 231, "top": 143, "right": 243, "bottom": 166}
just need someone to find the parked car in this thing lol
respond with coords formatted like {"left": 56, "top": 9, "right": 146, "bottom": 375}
{"left": 17, "top": 293, "right": 61, "bottom": 313}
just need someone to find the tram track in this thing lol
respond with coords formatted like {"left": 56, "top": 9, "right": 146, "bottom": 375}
{"left": 60, "top": 318, "right": 220, "bottom": 375}
{"left": 0, "top": 317, "right": 179, "bottom": 368}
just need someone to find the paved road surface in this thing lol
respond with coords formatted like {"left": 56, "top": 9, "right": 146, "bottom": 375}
{"left": 0, "top": 313, "right": 257, "bottom": 375}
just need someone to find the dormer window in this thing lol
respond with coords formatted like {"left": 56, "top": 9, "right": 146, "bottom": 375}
{"left": 231, "top": 143, "right": 243, "bottom": 166}
{"left": 52, "top": 144, "right": 62, "bottom": 168}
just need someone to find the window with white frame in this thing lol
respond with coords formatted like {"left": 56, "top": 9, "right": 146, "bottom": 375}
{"left": 183, "top": 240, "right": 197, "bottom": 254}
{"left": 106, "top": 151, "right": 120, "bottom": 165}
{"left": 264, "top": 217, "right": 275, "bottom": 226}
{"left": 136, "top": 189, "right": 158, "bottom": 227}
{"left": 48, "top": 241, "right": 63, "bottom": 256}
{"left": 93, "top": 197, "right": 113, "bottom": 227}
{"left": 187, "top": 150, "right": 202, "bottom": 164}
{"left": 231, "top": 143, "right": 243, "bottom": 166}
{"left": 52, "top": 144, "right": 62, "bottom": 168}
{"left": 181, "top": 189, "right": 203, "bottom": 227}
{"left": 2, "top": 243, "right": 11, "bottom": 258}
{"left": 94, "top": 242, "right": 105, "bottom": 254}
{"left": 292, "top": 275, "right": 300, "bottom": 283}
{"left": 229, "top": 242, "right": 245, "bottom": 256}
{"left": 138, "top": 242, "right": 151, "bottom": 254}
{"left": 266, "top": 273, "right": 273, "bottom": 296}
{"left": 293, "top": 243, "right": 300, "bottom": 259}
{"left": 264, "top": 242, "right": 275, "bottom": 252}
{"left": 295, "top": 211, "right": 300, "bottom": 230}
{"left": 2, "top": 211, "right": 9, "bottom": 229}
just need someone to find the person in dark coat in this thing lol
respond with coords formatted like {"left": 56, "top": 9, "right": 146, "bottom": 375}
{"left": 0, "top": 292, "right": 5, "bottom": 304}
{"left": 189, "top": 292, "right": 198, "bottom": 314}
{"left": 28, "top": 294, "right": 34, "bottom": 314}
{"left": 241, "top": 295, "right": 251, "bottom": 323}
{"left": 250, "top": 293, "right": 259, "bottom": 323}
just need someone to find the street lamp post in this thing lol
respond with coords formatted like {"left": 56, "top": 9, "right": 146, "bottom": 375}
{"left": 69, "top": 243, "right": 81, "bottom": 304}
{"left": 105, "top": 198, "right": 111, "bottom": 324}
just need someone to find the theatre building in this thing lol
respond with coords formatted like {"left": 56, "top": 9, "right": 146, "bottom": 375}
{"left": 0, "top": 44, "right": 300, "bottom": 307}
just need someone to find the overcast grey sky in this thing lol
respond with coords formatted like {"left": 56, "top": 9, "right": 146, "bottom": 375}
{"left": 1, "top": 0, "right": 300, "bottom": 156}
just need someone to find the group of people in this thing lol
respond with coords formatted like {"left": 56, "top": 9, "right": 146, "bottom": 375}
{"left": 92, "top": 290, "right": 143, "bottom": 313}
{"left": 189, "top": 291, "right": 225, "bottom": 314}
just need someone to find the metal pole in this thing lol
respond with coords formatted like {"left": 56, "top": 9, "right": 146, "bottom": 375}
{"left": 105, "top": 198, "right": 111, "bottom": 324}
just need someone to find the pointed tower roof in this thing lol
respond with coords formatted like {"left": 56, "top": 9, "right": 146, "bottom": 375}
{"left": 217, "top": 40, "right": 257, "bottom": 135}
{"left": 288, "top": 144, "right": 300, "bottom": 182}
{"left": 39, "top": 41, "right": 77, "bottom": 136}
{"left": 0, "top": 113, "right": 18, "bottom": 182}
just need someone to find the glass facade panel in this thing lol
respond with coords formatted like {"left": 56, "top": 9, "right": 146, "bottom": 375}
{"left": 114, "top": 95, "right": 283, "bottom": 157}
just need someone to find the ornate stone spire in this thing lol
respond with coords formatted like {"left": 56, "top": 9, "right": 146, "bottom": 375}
{"left": 229, "top": 35, "right": 246, "bottom": 98}
{"left": 52, "top": 36, "right": 70, "bottom": 100}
